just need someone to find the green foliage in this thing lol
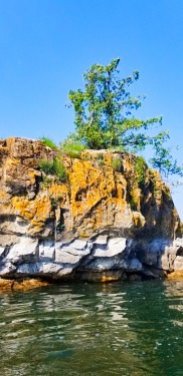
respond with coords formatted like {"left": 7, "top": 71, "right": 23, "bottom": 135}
{"left": 40, "top": 175, "right": 53, "bottom": 189}
{"left": 96, "top": 153, "right": 105, "bottom": 167}
{"left": 129, "top": 195, "right": 138, "bottom": 211}
{"left": 150, "top": 132, "right": 183, "bottom": 178}
{"left": 69, "top": 58, "right": 161, "bottom": 150}
{"left": 39, "top": 160, "right": 53, "bottom": 175}
{"left": 69, "top": 58, "right": 182, "bottom": 177}
{"left": 61, "top": 139, "right": 86, "bottom": 158}
{"left": 39, "top": 158, "right": 67, "bottom": 182}
{"left": 56, "top": 223, "right": 65, "bottom": 232}
{"left": 41, "top": 137, "right": 58, "bottom": 150}
{"left": 134, "top": 156, "right": 146, "bottom": 185}
{"left": 112, "top": 156, "right": 123, "bottom": 172}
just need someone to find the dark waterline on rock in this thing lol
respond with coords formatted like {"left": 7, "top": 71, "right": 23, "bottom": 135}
{"left": 0, "top": 280, "right": 183, "bottom": 375}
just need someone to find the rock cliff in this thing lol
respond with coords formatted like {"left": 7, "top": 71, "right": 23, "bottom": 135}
{"left": 0, "top": 137, "right": 182, "bottom": 283}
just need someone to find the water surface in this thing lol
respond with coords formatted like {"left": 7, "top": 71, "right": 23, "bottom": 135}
{"left": 0, "top": 280, "right": 183, "bottom": 375}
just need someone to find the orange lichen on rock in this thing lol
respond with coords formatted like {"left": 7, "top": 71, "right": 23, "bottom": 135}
{"left": 0, "top": 278, "right": 49, "bottom": 293}
{"left": 11, "top": 194, "right": 52, "bottom": 234}
{"left": 30, "top": 195, "right": 52, "bottom": 233}
{"left": 0, "top": 137, "right": 180, "bottom": 243}
{"left": 48, "top": 183, "right": 68, "bottom": 204}
{"left": 27, "top": 169, "right": 41, "bottom": 185}
{"left": 78, "top": 271, "right": 123, "bottom": 282}
{"left": 132, "top": 211, "right": 145, "bottom": 228}
{"left": 69, "top": 158, "right": 124, "bottom": 225}
{"left": 11, "top": 196, "right": 32, "bottom": 219}
{"left": 0, "top": 189, "right": 11, "bottom": 204}
{"left": 167, "top": 271, "right": 183, "bottom": 281}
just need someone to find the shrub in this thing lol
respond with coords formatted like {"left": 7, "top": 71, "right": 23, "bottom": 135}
{"left": 41, "top": 137, "right": 58, "bottom": 150}
{"left": 52, "top": 158, "right": 67, "bottom": 181}
{"left": 129, "top": 195, "right": 138, "bottom": 211}
{"left": 61, "top": 141, "right": 86, "bottom": 158}
{"left": 96, "top": 153, "right": 105, "bottom": 167}
{"left": 39, "top": 158, "right": 67, "bottom": 182}
{"left": 112, "top": 156, "right": 123, "bottom": 172}
{"left": 40, "top": 175, "right": 53, "bottom": 189}
{"left": 39, "top": 160, "right": 53, "bottom": 175}
{"left": 134, "top": 156, "right": 146, "bottom": 185}
{"left": 68, "top": 58, "right": 183, "bottom": 178}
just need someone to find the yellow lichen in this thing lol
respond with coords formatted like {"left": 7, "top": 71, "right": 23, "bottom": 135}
{"left": 0, "top": 278, "right": 49, "bottom": 292}
{"left": 167, "top": 271, "right": 183, "bottom": 281}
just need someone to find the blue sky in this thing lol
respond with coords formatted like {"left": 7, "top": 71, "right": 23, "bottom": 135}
{"left": 0, "top": 0, "right": 182, "bottom": 218}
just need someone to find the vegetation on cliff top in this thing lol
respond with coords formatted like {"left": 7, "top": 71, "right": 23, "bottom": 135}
{"left": 40, "top": 58, "right": 182, "bottom": 180}
{"left": 39, "top": 157, "right": 67, "bottom": 182}
{"left": 67, "top": 58, "right": 182, "bottom": 178}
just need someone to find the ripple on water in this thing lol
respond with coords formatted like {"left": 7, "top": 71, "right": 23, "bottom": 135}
{"left": 0, "top": 281, "right": 183, "bottom": 375}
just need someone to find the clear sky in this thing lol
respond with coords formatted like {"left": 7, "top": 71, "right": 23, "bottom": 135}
{"left": 0, "top": 0, "right": 182, "bottom": 218}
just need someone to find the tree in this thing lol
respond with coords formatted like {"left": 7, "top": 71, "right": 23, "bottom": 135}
{"left": 150, "top": 132, "right": 183, "bottom": 178}
{"left": 68, "top": 58, "right": 182, "bottom": 177}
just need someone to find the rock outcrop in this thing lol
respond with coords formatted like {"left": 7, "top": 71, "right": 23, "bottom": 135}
{"left": 0, "top": 137, "right": 182, "bottom": 283}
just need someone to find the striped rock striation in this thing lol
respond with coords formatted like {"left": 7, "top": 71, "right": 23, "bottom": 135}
{"left": 0, "top": 137, "right": 182, "bottom": 283}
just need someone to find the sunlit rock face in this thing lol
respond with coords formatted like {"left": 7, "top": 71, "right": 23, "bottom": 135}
{"left": 0, "top": 137, "right": 182, "bottom": 282}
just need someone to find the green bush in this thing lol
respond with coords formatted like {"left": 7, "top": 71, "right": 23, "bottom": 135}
{"left": 39, "top": 158, "right": 67, "bottom": 182}
{"left": 112, "top": 156, "right": 123, "bottom": 172}
{"left": 61, "top": 141, "right": 86, "bottom": 158}
{"left": 40, "top": 175, "right": 53, "bottom": 189}
{"left": 129, "top": 195, "right": 138, "bottom": 211}
{"left": 41, "top": 137, "right": 58, "bottom": 150}
{"left": 96, "top": 153, "right": 105, "bottom": 167}
{"left": 134, "top": 156, "right": 146, "bottom": 185}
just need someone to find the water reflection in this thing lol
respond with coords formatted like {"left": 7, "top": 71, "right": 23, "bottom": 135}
{"left": 164, "top": 281, "right": 183, "bottom": 329}
{"left": 0, "top": 281, "right": 183, "bottom": 375}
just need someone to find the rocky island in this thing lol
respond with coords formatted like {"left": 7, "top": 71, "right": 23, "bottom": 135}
{"left": 0, "top": 137, "right": 182, "bottom": 290}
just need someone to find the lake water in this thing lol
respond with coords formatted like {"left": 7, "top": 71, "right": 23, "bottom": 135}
{"left": 0, "top": 280, "right": 183, "bottom": 376}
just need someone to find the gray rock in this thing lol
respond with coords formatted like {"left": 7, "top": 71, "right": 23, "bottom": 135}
{"left": 1, "top": 232, "right": 182, "bottom": 279}
{"left": 55, "top": 249, "right": 81, "bottom": 264}
{"left": 160, "top": 251, "right": 171, "bottom": 271}
{"left": 128, "top": 258, "right": 143, "bottom": 271}
{"left": 62, "top": 247, "right": 90, "bottom": 256}
{"left": 37, "top": 262, "right": 64, "bottom": 275}
{"left": 137, "top": 239, "right": 171, "bottom": 267}
{"left": 56, "top": 267, "right": 74, "bottom": 277}
{"left": 142, "top": 267, "right": 164, "bottom": 279}
{"left": 17, "top": 262, "right": 61, "bottom": 276}
{"left": 39, "top": 241, "right": 55, "bottom": 261}
{"left": 16, "top": 262, "right": 39, "bottom": 275}
{"left": 174, "top": 256, "right": 183, "bottom": 271}
{"left": 0, "top": 262, "right": 17, "bottom": 276}
{"left": 82, "top": 257, "right": 120, "bottom": 271}
{"left": 93, "top": 243, "right": 125, "bottom": 258}
{"left": 6, "top": 237, "right": 38, "bottom": 264}
{"left": 93, "top": 235, "right": 108, "bottom": 245}
{"left": 0, "top": 234, "right": 20, "bottom": 247}
{"left": 159, "top": 244, "right": 177, "bottom": 271}
{"left": 158, "top": 239, "right": 182, "bottom": 271}
{"left": 108, "top": 237, "right": 127, "bottom": 252}
{"left": 121, "top": 257, "right": 143, "bottom": 272}
{"left": 149, "top": 239, "right": 170, "bottom": 253}
{"left": 0, "top": 217, "right": 29, "bottom": 236}
{"left": 27, "top": 191, "right": 36, "bottom": 200}
{"left": 0, "top": 246, "right": 5, "bottom": 258}
{"left": 55, "top": 241, "right": 64, "bottom": 249}
{"left": 174, "top": 238, "right": 183, "bottom": 248}
{"left": 70, "top": 239, "right": 87, "bottom": 250}
{"left": 142, "top": 251, "right": 159, "bottom": 267}
{"left": 56, "top": 240, "right": 90, "bottom": 258}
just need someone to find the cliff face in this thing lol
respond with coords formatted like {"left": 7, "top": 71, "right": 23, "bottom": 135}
{"left": 0, "top": 137, "right": 182, "bottom": 282}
